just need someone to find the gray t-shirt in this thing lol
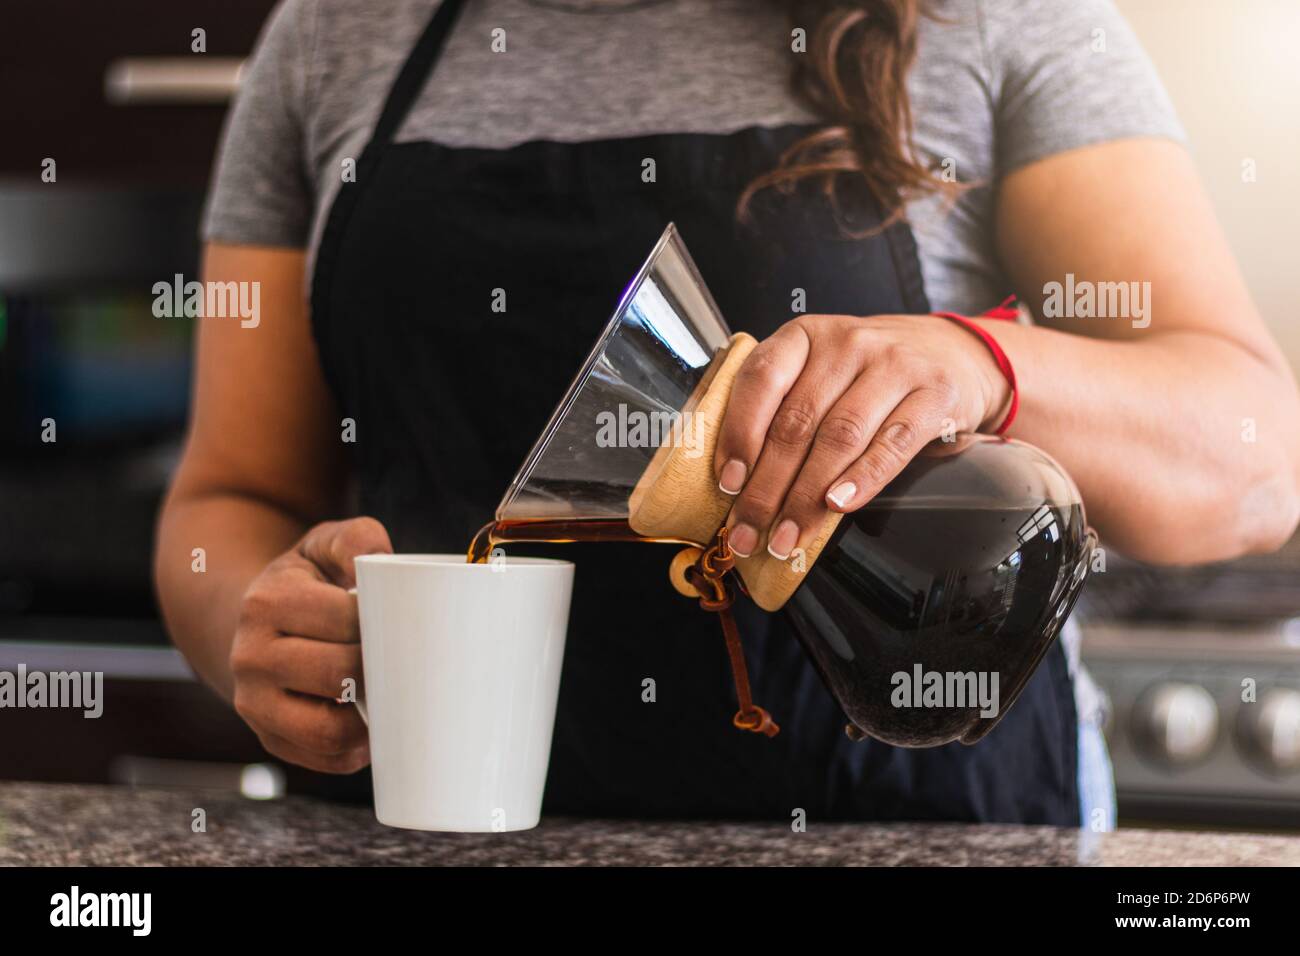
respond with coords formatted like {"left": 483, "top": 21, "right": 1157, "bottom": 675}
{"left": 203, "top": 0, "right": 1185, "bottom": 314}
{"left": 202, "top": 0, "right": 1183, "bottom": 729}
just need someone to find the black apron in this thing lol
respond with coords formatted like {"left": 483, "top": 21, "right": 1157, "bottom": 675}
{"left": 310, "top": 0, "right": 1080, "bottom": 824}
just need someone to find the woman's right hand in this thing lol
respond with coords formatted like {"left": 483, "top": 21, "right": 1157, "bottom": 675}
{"left": 229, "top": 517, "right": 392, "bottom": 773}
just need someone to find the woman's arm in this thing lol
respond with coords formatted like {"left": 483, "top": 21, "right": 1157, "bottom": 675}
{"left": 155, "top": 242, "right": 386, "bottom": 772}
{"left": 989, "top": 138, "right": 1300, "bottom": 563}
{"left": 715, "top": 139, "right": 1300, "bottom": 566}
{"left": 156, "top": 243, "right": 338, "bottom": 695}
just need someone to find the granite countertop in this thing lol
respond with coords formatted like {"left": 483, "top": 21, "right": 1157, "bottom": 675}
{"left": 1, "top": 782, "right": 1298, "bottom": 866}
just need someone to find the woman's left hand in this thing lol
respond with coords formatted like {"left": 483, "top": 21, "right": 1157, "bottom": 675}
{"left": 714, "top": 313, "right": 1010, "bottom": 559}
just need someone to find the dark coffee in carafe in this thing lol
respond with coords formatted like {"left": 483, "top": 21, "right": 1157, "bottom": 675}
{"left": 785, "top": 498, "right": 1090, "bottom": 747}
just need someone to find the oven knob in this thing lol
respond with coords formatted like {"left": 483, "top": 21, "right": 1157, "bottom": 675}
{"left": 1237, "top": 688, "right": 1300, "bottom": 773}
{"left": 1133, "top": 682, "right": 1219, "bottom": 766}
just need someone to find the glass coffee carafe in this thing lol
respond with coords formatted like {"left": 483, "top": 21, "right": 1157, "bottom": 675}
{"left": 471, "top": 224, "right": 1096, "bottom": 748}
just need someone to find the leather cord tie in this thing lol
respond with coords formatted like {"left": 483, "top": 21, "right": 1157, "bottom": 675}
{"left": 682, "top": 527, "right": 780, "bottom": 738}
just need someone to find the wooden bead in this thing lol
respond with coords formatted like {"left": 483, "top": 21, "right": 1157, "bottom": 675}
{"left": 668, "top": 546, "right": 704, "bottom": 597}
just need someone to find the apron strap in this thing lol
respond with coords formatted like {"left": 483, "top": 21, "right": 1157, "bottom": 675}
{"left": 371, "top": 0, "right": 468, "bottom": 147}
{"left": 310, "top": 0, "right": 466, "bottom": 382}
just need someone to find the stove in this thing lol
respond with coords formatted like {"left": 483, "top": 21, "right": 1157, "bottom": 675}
{"left": 1078, "top": 543, "right": 1300, "bottom": 826}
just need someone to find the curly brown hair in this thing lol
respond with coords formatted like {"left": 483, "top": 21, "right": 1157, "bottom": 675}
{"left": 740, "top": 0, "right": 955, "bottom": 233}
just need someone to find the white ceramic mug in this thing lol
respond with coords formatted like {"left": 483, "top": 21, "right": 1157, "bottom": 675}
{"left": 352, "top": 554, "right": 574, "bottom": 832}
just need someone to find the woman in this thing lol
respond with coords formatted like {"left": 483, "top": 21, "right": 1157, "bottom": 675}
{"left": 156, "top": 0, "right": 1300, "bottom": 827}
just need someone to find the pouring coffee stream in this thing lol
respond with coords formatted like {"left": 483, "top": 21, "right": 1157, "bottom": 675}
{"left": 469, "top": 224, "right": 1097, "bottom": 748}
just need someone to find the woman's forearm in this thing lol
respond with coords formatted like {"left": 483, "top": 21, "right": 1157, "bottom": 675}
{"left": 975, "top": 317, "right": 1300, "bottom": 564}
{"left": 154, "top": 489, "right": 308, "bottom": 701}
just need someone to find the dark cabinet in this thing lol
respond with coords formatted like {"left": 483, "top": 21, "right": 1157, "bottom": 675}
{"left": 1, "top": 0, "right": 278, "bottom": 185}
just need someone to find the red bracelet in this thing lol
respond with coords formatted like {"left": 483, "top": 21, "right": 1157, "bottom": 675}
{"left": 932, "top": 295, "right": 1019, "bottom": 436}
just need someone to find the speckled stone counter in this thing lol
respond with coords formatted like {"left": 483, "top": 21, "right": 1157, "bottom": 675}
{"left": 1, "top": 782, "right": 1297, "bottom": 866}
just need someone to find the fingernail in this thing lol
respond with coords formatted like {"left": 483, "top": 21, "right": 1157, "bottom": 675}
{"left": 827, "top": 481, "right": 857, "bottom": 509}
{"left": 719, "top": 459, "right": 747, "bottom": 495}
{"left": 767, "top": 520, "right": 799, "bottom": 560}
{"left": 729, "top": 523, "right": 758, "bottom": 557}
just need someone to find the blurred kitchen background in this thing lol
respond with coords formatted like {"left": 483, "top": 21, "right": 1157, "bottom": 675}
{"left": 2, "top": 0, "right": 1299, "bottom": 820}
